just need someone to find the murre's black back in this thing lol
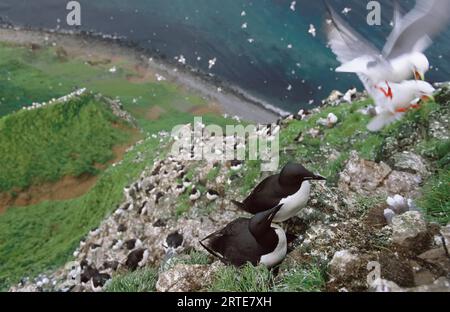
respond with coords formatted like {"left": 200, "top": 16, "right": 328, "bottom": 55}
{"left": 201, "top": 218, "right": 277, "bottom": 267}
{"left": 240, "top": 176, "right": 301, "bottom": 214}
{"left": 233, "top": 163, "right": 321, "bottom": 214}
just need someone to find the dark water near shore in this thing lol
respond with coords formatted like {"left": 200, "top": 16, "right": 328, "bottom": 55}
{"left": 0, "top": 0, "right": 449, "bottom": 112}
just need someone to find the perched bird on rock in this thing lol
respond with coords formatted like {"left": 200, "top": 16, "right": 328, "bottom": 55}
{"left": 206, "top": 189, "right": 220, "bottom": 201}
{"left": 232, "top": 163, "right": 325, "bottom": 222}
{"left": 200, "top": 205, "right": 287, "bottom": 268}
{"left": 125, "top": 248, "right": 149, "bottom": 271}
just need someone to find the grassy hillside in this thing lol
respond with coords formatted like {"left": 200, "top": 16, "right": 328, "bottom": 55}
{"left": 0, "top": 42, "right": 223, "bottom": 133}
{"left": 0, "top": 136, "right": 168, "bottom": 290}
{"left": 0, "top": 39, "right": 232, "bottom": 290}
{"left": 0, "top": 93, "right": 131, "bottom": 192}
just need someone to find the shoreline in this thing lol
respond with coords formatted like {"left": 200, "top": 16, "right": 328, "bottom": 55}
{"left": 0, "top": 25, "right": 285, "bottom": 124}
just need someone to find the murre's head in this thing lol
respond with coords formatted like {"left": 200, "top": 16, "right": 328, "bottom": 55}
{"left": 249, "top": 204, "right": 282, "bottom": 239}
{"left": 410, "top": 52, "right": 429, "bottom": 81}
{"left": 279, "top": 163, "right": 326, "bottom": 186}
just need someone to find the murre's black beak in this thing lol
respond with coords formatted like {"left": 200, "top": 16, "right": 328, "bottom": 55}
{"left": 266, "top": 204, "right": 283, "bottom": 224}
{"left": 249, "top": 204, "right": 283, "bottom": 237}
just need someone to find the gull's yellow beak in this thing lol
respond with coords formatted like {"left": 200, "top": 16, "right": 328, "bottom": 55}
{"left": 420, "top": 95, "right": 435, "bottom": 103}
{"left": 414, "top": 70, "right": 425, "bottom": 81}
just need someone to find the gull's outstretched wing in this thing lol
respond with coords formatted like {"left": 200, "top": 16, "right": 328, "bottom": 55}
{"left": 390, "top": 0, "right": 404, "bottom": 41}
{"left": 324, "top": 1, "right": 383, "bottom": 97}
{"left": 383, "top": 0, "right": 450, "bottom": 59}
{"left": 324, "top": 0, "right": 380, "bottom": 64}
{"left": 367, "top": 111, "right": 401, "bottom": 132}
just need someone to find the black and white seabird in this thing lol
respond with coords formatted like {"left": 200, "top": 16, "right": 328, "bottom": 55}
{"left": 206, "top": 189, "right": 220, "bottom": 201}
{"left": 125, "top": 248, "right": 149, "bottom": 271}
{"left": 232, "top": 163, "right": 326, "bottom": 222}
{"left": 200, "top": 205, "right": 287, "bottom": 268}
{"left": 112, "top": 239, "right": 123, "bottom": 251}
{"left": 189, "top": 187, "right": 201, "bottom": 201}
{"left": 230, "top": 160, "right": 243, "bottom": 171}
{"left": 117, "top": 223, "right": 127, "bottom": 233}
{"left": 183, "top": 178, "right": 192, "bottom": 188}
{"left": 124, "top": 238, "right": 143, "bottom": 250}
{"left": 174, "top": 184, "right": 186, "bottom": 195}
{"left": 166, "top": 231, "right": 184, "bottom": 249}
{"left": 90, "top": 272, "right": 111, "bottom": 292}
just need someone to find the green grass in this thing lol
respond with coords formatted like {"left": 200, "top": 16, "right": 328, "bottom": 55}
{"left": 277, "top": 100, "right": 383, "bottom": 183}
{"left": 275, "top": 97, "right": 446, "bottom": 185}
{"left": 416, "top": 139, "right": 450, "bottom": 170}
{"left": 0, "top": 54, "right": 66, "bottom": 116}
{"left": 170, "top": 250, "right": 213, "bottom": 268}
{"left": 354, "top": 195, "right": 386, "bottom": 218}
{"left": 175, "top": 189, "right": 192, "bottom": 218}
{"left": 274, "top": 263, "right": 326, "bottom": 292}
{"left": 104, "top": 267, "right": 158, "bottom": 292}
{"left": 237, "top": 160, "right": 263, "bottom": 196}
{"left": 206, "top": 165, "right": 221, "bottom": 182}
{"left": 418, "top": 169, "right": 450, "bottom": 225}
{"left": 183, "top": 251, "right": 212, "bottom": 266}
{"left": 0, "top": 40, "right": 233, "bottom": 291}
{"left": 0, "top": 42, "right": 219, "bottom": 133}
{"left": 0, "top": 137, "right": 166, "bottom": 290}
{"left": 207, "top": 260, "right": 325, "bottom": 292}
{"left": 208, "top": 264, "right": 273, "bottom": 292}
{"left": 0, "top": 93, "right": 130, "bottom": 192}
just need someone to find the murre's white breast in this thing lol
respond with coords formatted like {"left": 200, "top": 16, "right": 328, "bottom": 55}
{"left": 274, "top": 181, "right": 311, "bottom": 222}
{"left": 259, "top": 225, "right": 287, "bottom": 268}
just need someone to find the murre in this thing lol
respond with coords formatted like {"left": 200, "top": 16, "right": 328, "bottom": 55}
{"left": 200, "top": 205, "right": 287, "bottom": 268}
{"left": 232, "top": 163, "right": 325, "bottom": 222}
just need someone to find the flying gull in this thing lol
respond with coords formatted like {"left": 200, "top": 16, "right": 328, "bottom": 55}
{"left": 325, "top": 0, "right": 450, "bottom": 89}
{"left": 366, "top": 80, "right": 435, "bottom": 131}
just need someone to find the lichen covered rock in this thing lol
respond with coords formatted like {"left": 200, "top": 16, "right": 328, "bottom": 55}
{"left": 156, "top": 262, "right": 222, "bottom": 292}
{"left": 391, "top": 211, "right": 429, "bottom": 250}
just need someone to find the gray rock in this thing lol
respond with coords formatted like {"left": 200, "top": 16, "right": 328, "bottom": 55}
{"left": 440, "top": 224, "right": 450, "bottom": 247}
{"left": 329, "top": 250, "right": 360, "bottom": 279}
{"left": 391, "top": 212, "right": 427, "bottom": 247}
{"left": 339, "top": 152, "right": 422, "bottom": 198}
{"left": 418, "top": 248, "right": 450, "bottom": 272}
{"left": 155, "top": 262, "right": 222, "bottom": 292}
{"left": 392, "top": 152, "right": 428, "bottom": 177}
{"left": 338, "top": 151, "right": 392, "bottom": 195}
{"left": 382, "top": 171, "right": 422, "bottom": 198}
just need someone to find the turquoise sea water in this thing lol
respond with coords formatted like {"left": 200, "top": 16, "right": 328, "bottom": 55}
{"left": 1, "top": 0, "right": 449, "bottom": 112}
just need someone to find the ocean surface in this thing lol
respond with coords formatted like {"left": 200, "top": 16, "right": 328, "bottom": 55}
{"left": 0, "top": 0, "right": 449, "bottom": 112}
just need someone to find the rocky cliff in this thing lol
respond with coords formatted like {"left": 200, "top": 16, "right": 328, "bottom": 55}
{"left": 10, "top": 83, "right": 450, "bottom": 292}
